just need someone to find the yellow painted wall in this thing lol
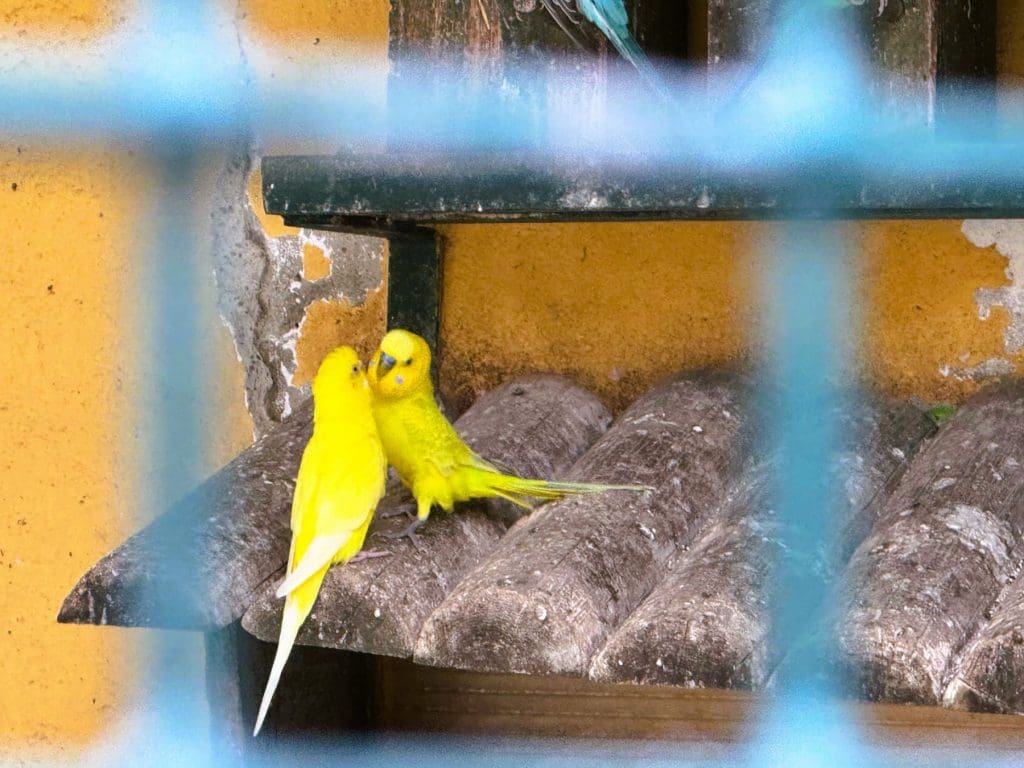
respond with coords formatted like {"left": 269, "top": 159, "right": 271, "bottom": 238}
{"left": 0, "top": 0, "right": 389, "bottom": 760}
{"left": 3, "top": 0, "right": 1024, "bottom": 760}
{"left": 439, "top": 8, "right": 1024, "bottom": 411}
{"left": 0, "top": 147, "right": 141, "bottom": 755}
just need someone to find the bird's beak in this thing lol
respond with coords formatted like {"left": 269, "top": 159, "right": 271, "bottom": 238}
{"left": 378, "top": 352, "right": 397, "bottom": 375}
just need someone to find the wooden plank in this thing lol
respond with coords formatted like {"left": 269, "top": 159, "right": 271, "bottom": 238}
{"left": 373, "top": 658, "right": 1024, "bottom": 750}
{"left": 589, "top": 396, "right": 935, "bottom": 689}
{"left": 242, "top": 375, "right": 612, "bottom": 657}
{"left": 711, "top": 0, "right": 996, "bottom": 130}
{"left": 863, "top": 0, "right": 996, "bottom": 129}
{"left": 945, "top": 571, "right": 1024, "bottom": 714}
{"left": 707, "top": 0, "right": 772, "bottom": 75}
{"left": 57, "top": 400, "right": 312, "bottom": 630}
{"left": 414, "top": 371, "right": 750, "bottom": 676}
{"left": 836, "top": 382, "right": 1024, "bottom": 705}
{"left": 386, "top": 0, "right": 605, "bottom": 141}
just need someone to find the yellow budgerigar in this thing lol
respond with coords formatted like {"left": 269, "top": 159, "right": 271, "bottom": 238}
{"left": 253, "top": 346, "right": 388, "bottom": 736}
{"left": 367, "top": 329, "right": 645, "bottom": 539}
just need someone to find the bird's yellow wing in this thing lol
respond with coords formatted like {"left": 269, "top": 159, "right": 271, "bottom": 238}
{"left": 281, "top": 430, "right": 386, "bottom": 596}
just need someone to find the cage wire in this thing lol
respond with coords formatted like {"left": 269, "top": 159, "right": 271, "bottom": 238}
{"left": 3, "top": 0, "right": 1024, "bottom": 765}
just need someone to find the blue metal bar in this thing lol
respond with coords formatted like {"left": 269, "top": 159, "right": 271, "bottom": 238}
{"left": 748, "top": 222, "right": 864, "bottom": 767}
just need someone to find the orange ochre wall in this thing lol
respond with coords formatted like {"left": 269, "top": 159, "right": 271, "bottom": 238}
{"left": 1, "top": 0, "right": 1024, "bottom": 758}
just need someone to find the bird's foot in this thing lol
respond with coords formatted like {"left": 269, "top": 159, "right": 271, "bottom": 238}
{"left": 347, "top": 548, "right": 392, "bottom": 564}
{"left": 379, "top": 501, "right": 417, "bottom": 520}
{"left": 384, "top": 518, "right": 426, "bottom": 550}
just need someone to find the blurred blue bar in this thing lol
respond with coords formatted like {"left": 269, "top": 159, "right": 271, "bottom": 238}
{"left": 749, "top": 222, "right": 862, "bottom": 768}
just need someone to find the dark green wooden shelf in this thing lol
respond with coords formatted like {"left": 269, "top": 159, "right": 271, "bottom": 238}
{"left": 262, "top": 151, "right": 1024, "bottom": 231}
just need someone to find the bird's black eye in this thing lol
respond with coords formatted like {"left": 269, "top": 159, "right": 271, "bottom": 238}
{"left": 351, "top": 364, "right": 359, "bottom": 373}
{"left": 405, "top": 358, "right": 413, "bottom": 366}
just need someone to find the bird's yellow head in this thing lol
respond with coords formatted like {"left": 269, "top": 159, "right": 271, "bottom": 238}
{"left": 368, "top": 329, "right": 433, "bottom": 400}
{"left": 311, "top": 346, "right": 371, "bottom": 411}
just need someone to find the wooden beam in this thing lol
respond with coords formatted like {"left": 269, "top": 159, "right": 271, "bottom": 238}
{"left": 265, "top": 151, "right": 1024, "bottom": 229}
{"left": 373, "top": 656, "right": 1024, "bottom": 750}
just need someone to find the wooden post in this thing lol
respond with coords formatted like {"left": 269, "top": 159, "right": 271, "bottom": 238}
{"left": 708, "top": 0, "right": 996, "bottom": 128}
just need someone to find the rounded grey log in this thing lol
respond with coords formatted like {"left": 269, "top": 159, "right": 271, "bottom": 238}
{"left": 413, "top": 371, "right": 749, "bottom": 676}
{"left": 836, "top": 382, "right": 1024, "bottom": 705}
{"left": 242, "top": 375, "right": 611, "bottom": 658}
{"left": 944, "top": 574, "right": 1024, "bottom": 714}
{"left": 590, "top": 396, "right": 934, "bottom": 689}
{"left": 590, "top": 468, "right": 776, "bottom": 689}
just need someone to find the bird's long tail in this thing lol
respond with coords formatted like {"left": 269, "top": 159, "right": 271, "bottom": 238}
{"left": 608, "top": 30, "right": 661, "bottom": 89}
{"left": 468, "top": 467, "right": 649, "bottom": 509}
{"left": 254, "top": 529, "right": 359, "bottom": 737}
{"left": 252, "top": 566, "right": 327, "bottom": 736}
{"left": 593, "top": 19, "right": 674, "bottom": 105}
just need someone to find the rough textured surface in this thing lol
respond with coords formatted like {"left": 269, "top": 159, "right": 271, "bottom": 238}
{"left": 213, "top": 156, "right": 386, "bottom": 437}
{"left": 864, "top": 0, "right": 995, "bottom": 128}
{"left": 242, "top": 375, "right": 612, "bottom": 657}
{"left": 837, "top": 382, "right": 1024, "bottom": 705}
{"left": 58, "top": 400, "right": 312, "bottom": 630}
{"left": 589, "top": 396, "right": 935, "bottom": 689}
{"left": 413, "top": 371, "right": 749, "bottom": 675}
{"left": 945, "top": 572, "right": 1024, "bottom": 714}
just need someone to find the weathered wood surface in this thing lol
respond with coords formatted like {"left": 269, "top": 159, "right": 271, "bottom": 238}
{"left": 388, "top": 0, "right": 605, "bottom": 125}
{"left": 58, "top": 400, "right": 312, "bottom": 630}
{"left": 372, "top": 657, "right": 1024, "bottom": 751}
{"left": 414, "top": 371, "right": 750, "bottom": 676}
{"left": 865, "top": 0, "right": 996, "bottom": 129}
{"left": 589, "top": 396, "right": 935, "bottom": 689}
{"left": 242, "top": 375, "right": 611, "bottom": 657}
{"left": 945, "top": 572, "right": 1024, "bottom": 714}
{"left": 709, "top": 0, "right": 996, "bottom": 128}
{"left": 837, "top": 382, "right": 1024, "bottom": 705}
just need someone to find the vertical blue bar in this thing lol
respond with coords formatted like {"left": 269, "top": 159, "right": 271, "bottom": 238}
{"left": 127, "top": 2, "right": 237, "bottom": 763}
{"left": 131, "top": 152, "right": 216, "bottom": 766}
{"left": 771, "top": 222, "right": 843, "bottom": 688}
{"left": 749, "top": 223, "right": 864, "bottom": 767}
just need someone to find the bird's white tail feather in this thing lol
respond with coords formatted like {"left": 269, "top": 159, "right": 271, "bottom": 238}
{"left": 253, "top": 598, "right": 302, "bottom": 736}
{"left": 275, "top": 532, "right": 351, "bottom": 598}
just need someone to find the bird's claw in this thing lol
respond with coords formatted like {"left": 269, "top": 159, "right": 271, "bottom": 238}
{"left": 347, "top": 548, "right": 392, "bottom": 564}
{"left": 379, "top": 501, "right": 417, "bottom": 520}
{"left": 385, "top": 518, "right": 426, "bottom": 551}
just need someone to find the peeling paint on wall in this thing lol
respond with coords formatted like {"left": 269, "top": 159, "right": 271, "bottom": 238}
{"left": 939, "top": 356, "right": 1016, "bottom": 382}
{"left": 210, "top": 156, "right": 386, "bottom": 436}
{"left": 963, "top": 219, "right": 1024, "bottom": 355}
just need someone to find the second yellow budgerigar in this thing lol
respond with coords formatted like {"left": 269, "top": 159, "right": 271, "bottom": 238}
{"left": 368, "top": 329, "right": 646, "bottom": 537}
{"left": 253, "top": 346, "right": 387, "bottom": 737}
